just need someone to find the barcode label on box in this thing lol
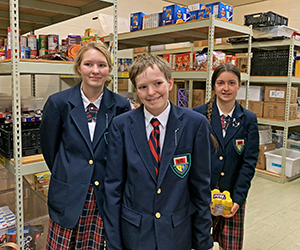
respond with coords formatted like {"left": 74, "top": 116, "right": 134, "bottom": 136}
{"left": 269, "top": 90, "right": 284, "bottom": 98}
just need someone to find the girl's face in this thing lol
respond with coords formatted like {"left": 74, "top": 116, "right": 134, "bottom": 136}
{"left": 214, "top": 71, "right": 241, "bottom": 105}
{"left": 78, "top": 48, "right": 112, "bottom": 92}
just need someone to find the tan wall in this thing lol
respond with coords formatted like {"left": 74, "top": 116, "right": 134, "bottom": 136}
{"left": 234, "top": 0, "right": 300, "bottom": 29}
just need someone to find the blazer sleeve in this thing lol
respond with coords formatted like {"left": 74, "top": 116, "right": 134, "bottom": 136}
{"left": 104, "top": 118, "right": 126, "bottom": 250}
{"left": 40, "top": 95, "right": 62, "bottom": 172}
{"left": 232, "top": 112, "right": 259, "bottom": 206}
{"left": 189, "top": 116, "right": 213, "bottom": 250}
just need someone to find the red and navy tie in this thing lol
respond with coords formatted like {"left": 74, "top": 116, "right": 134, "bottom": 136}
{"left": 86, "top": 103, "right": 98, "bottom": 122}
{"left": 220, "top": 114, "right": 230, "bottom": 130}
{"left": 149, "top": 118, "right": 161, "bottom": 177}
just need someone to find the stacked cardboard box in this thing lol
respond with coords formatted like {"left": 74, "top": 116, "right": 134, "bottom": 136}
{"left": 263, "top": 86, "right": 298, "bottom": 120}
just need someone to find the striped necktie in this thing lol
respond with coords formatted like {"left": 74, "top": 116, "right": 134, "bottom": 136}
{"left": 220, "top": 114, "right": 230, "bottom": 130}
{"left": 86, "top": 103, "right": 98, "bottom": 122}
{"left": 149, "top": 118, "right": 161, "bottom": 177}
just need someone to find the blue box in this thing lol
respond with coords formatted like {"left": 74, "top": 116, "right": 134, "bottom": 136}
{"left": 189, "top": 10, "right": 199, "bottom": 21}
{"left": 198, "top": 9, "right": 206, "bottom": 20}
{"left": 130, "top": 12, "right": 146, "bottom": 32}
{"left": 163, "top": 4, "right": 190, "bottom": 25}
{"left": 204, "top": 2, "right": 233, "bottom": 22}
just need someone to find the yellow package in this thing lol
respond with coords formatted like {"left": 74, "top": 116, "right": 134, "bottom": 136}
{"left": 210, "top": 189, "right": 233, "bottom": 217}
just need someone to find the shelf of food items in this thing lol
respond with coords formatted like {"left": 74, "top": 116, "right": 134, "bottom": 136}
{"left": 0, "top": 164, "right": 50, "bottom": 248}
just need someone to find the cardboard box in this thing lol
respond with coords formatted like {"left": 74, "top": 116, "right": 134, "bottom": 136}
{"left": 256, "top": 143, "right": 276, "bottom": 170}
{"left": 163, "top": 4, "right": 190, "bottom": 25}
{"left": 130, "top": 12, "right": 146, "bottom": 31}
{"left": 118, "top": 79, "right": 129, "bottom": 91}
{"left": 192, "top": 89, "right": 205, "bottom": 108}
{"left": 163, "top": 54, "right": 176, "bottom": 70}
{"left": 133, "top": 47, "right": 147, "bottom": 53}
{"left": 263, "top": 102, "right": 298, "bottom": 120}
{"left": 258, "top": 125, "right": 272, "bottom": 145}
{"left": 188, "top": 3, "right": 205, "bottom": 11}
{"left": 204, "top": 2, "right": 233, "bottom": 22}
{"left": 194, "top": 38, "right": 229, "bottom": 48}
{"left": 264, "top": 86, "right": 298, "bottom": 103}
{"left": 236, "top": 85, "right": 264, "bottom": 101}
{"left": 238, "top": 100, "right": 264, "bottom": 118}
{"left": 169, "top": 81, "right": 179, "bottom": 105}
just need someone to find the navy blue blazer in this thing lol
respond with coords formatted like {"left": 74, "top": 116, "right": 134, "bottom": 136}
{"left": 104, "top": 103, "right": 213, "bottom": 250}
{"left": 193, "top": 100, "right": 259, "bottom": 206}
{"left": 40, "top": 83, "right": 131, "bottom": 228}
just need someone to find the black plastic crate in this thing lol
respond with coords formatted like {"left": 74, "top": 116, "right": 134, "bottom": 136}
{"left": 251, "top": 49, "right": 295, "bottom": 76}
{"left": 244, "top": 11, "right": 288, "bottom": 27}
{"left": 0, "top": 121, "right": 41, "bottom": 158}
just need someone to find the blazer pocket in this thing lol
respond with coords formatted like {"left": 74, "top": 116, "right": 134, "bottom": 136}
{"left": 121, "top": 204, "right": 142, "bottom": 227}
{"left": 171, "top": 202, "right": 197, "bottom": 228}
{"left": 48, "top": 176, "right": 70, "bottom": 216}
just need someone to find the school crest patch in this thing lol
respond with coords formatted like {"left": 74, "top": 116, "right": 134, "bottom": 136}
{"left": 234, "top": 139, "right": 246, "bottom": 155}
{"left": 170, "top": 153, "right": 191, "bottom": 178}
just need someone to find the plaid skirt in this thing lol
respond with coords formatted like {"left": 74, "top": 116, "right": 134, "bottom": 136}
{"left": 212, "top": 203, "right": 246, "bottom": 250}
{"left": 46, "top": 185, "right": 105, "bottom": 250}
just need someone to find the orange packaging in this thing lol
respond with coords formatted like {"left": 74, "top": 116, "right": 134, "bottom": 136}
{"left": 163, "top": 54, "right": 176, "bottom": 70}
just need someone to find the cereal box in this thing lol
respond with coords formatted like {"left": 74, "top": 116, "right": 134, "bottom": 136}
{"left": 163, "top": 4, "right": 190, "bottom": 25}
{"left": 130, "top": 12, "right": 146, "bottom": 32}
{"left": 204, "top": 2, "right": 233, "bottom": 22}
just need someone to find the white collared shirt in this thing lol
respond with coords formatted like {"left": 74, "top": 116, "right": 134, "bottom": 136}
{"left": 144, "top": 102, "right": 171, "bottom": 151}
{"left": 217, "top": 103, "right": 235, "bottom": 137}
{"left": 81, "top": 84, "right": 103, "bottom": 142}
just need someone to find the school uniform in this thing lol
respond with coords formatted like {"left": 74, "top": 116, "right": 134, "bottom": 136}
{"left": 40, "top": 83, "right": 131, "bottom": 248}
{"left": 104, "top": 102, "right": 213, "bottom": 250}
{"left": 193, "top": 100, "right": 259, "bottom": 250}
{"left": 194, "top": 100, "right": 259, "bottom": 204}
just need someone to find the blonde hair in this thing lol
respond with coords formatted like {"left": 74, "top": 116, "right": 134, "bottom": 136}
{"left": 129, "top": 53, "right": 172, "bottom": 88}
{"left": 74, "top": 42, "right": 112, "bottom": 86}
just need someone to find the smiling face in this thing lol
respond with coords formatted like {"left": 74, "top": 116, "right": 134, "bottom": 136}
{"left": 135, "top": 64, "right": 174, "bottom": 116}
{"left": 77, "top": 48, "right": 112, "bottom": 94}
{"left": 214, "top": 71, "right": 241, "bottom": 107}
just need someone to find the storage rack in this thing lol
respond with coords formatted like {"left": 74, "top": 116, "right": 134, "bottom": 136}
{"left": 0, "top": 0, "right": 117, "bottom": 248}
{"left": 104, "top": 16, "right": 252, "bottom": 108}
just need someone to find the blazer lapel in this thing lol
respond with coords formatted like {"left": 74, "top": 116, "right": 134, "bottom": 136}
{"left": 92, "top": 87, "right": 114, "bottom": 149}
{"left": 157, "top": 104, "right": 184, "bottom": 187}
{"left": 211, "top": 101, "right": 224, "bottom": 149}
{"left": 224, "top": 101, "right": 244, "bottom": 146}
{"left": 130, "top": 106, "right": 157, "bottom": 182}
{"left": 68, "top": 83, "right": 93, "bottom": 153}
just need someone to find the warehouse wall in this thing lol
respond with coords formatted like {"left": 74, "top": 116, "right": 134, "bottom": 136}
{"left": 234, "top": 0, "right": 300, "bottom": 29}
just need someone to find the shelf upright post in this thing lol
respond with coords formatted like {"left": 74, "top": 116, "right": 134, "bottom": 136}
{"left": 112, "top": 0, "right": 118, "bottom": 94}
{"left": 31, "top": 74, "right": 36, "bottom": 97}
{"left": 10, "top": 0, "right": 24, "bottom": 247}
{"left": 245, "top": 25, "right": 252, "bottom": 110}
{"left": 188, "top": 42, "right": 194, "bottom": 108}
{"left": 205, "top": 15, "right": 215, "bottom": 103}
{"left": 279, "top": 38, "right": 295, "bottom": 182}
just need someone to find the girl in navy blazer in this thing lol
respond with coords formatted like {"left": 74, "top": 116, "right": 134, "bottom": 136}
{"left": 193, "top": 63, "right": 259, "bottom": 250}
{"left": 104, "top": 54, "right": 213, "bottom": 250}
{"left": 40, "top": 42, "right": 131, "bottom": 249}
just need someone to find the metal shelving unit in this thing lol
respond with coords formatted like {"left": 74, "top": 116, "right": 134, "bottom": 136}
{"left": 0, "top": 0, "right": 116, "bottom": 248}
{"left": 104, "top": 16, "right": 252, "bottom": 107}
{"left": 250, "top": 38, "right": 300, "bottom": 183}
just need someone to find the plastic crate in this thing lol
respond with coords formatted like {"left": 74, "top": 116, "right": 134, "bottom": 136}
{"left": 0, "top": 121, "right": 41, "bottom": 159}
{"left": 244, "top": 11, "right": 288, "bottom": 27}
{"left": 265, "top": 148, "right": 300, "bottom": 177}
{"left": 178, "top": 88, "right": 189, "bottom": 108}
{"left": 253, "top": 25, "right": 298, "bottom": 39}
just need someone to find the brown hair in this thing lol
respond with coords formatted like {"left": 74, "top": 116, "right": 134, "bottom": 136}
{"left": 129, "top": 53, "right": 172, "bottom": 88}
{"left": 73, "top": 42, "right": 112, "bottom": 86}
{"left": 207, "top": 63, "right": 241, "bottom": 151}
